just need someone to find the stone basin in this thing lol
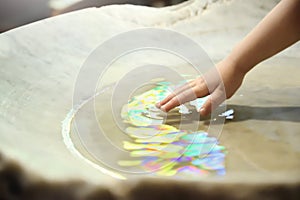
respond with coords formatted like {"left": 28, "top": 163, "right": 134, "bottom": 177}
{"left": 0, "top": 0, "right": 299, "bottom": 199}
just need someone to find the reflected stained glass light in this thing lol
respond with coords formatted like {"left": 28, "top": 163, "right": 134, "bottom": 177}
{"left": 119, "top": 82, "right": 226, "bottom": 177}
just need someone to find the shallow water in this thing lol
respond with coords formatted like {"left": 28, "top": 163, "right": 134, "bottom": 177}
{"left": 62, "top": 57, "right": 300, "bottom": 181}
{"left": 223, "top": 57, "right": 300, "bottom": 177}
{"left": 63, "top": 83, "right": 227, "bottom": 179}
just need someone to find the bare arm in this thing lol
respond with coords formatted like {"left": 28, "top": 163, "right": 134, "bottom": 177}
{"left": 157, "top": 0, "right": 300, "bottom": 115}
{"left": 230, "top": 0, "right": 300, "bottom": 74}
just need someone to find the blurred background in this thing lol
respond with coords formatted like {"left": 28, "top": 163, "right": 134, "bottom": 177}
{"left": 0, "top": 0, "right": 187, "bottom": 33}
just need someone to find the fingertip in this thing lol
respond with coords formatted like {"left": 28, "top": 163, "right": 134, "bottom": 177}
{"left": 199, "top": 107, "right": 207, "bottom": 116}
{"left": 160, "top": 105, "right": 167, "bottom": 112}
{"left": 156, "top": 102, "right": 161, "bottom": 108}
{"left": 199, "top": 98, "right": 212, "bottom": 116}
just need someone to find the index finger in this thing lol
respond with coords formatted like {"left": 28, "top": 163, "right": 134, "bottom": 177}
{"left": 156, "top": 80, "right": 195, "bottom": 108}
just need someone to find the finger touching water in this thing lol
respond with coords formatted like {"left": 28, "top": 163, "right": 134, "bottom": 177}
{"left": 156, "top": 77, "right": 210, "bottom": 113}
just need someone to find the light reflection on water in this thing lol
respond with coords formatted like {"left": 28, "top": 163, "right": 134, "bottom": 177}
{"left": 62, "top": 82, "right": 227, "bottom": 179}
{"left": 119, "top": 82, "right": 226, "bottom": 177}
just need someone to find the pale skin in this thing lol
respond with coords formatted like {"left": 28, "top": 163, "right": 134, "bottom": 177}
{"left": 156, "top": 0, "right": 300, "bottom": 115}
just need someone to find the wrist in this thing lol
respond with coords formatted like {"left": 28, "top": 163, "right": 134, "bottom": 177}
{"left": 216, "top": 56, "right": 245, "bottom": 77}
{"left": 222, "top": 53, "right": 250, "bottom": 77}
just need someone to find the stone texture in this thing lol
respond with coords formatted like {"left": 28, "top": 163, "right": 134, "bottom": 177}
{"left": 0, "top": 0, "right": 300, "bottom": 199}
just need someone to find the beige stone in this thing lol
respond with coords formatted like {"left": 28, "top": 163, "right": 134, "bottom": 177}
{"left": 0, "top": 0, "right": 299, "bottom": 199}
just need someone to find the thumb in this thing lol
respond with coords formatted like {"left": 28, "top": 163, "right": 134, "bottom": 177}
{"left": 199, "top": 87, "right": 226, "bottom": 116}
{"left": 199, "top": 97, "right": 212, "bottom": 116}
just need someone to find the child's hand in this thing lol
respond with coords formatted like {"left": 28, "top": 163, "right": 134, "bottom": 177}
{"left": 156, "top": 59, "right": 245, "bottom": 115}
{"left": 157, "top": 0, "right": 300, "bottom": 115}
